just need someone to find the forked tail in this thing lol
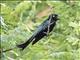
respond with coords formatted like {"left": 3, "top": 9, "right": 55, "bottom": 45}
{"left": 17, "top": 36, "right": 34, "bottom": 50}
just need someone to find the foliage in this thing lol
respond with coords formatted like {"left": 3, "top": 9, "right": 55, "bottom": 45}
{"left": 0, "top": 1, "right": 80, "bottom": 60}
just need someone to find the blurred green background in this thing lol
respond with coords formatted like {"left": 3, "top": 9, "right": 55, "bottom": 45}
{"left": 0, "top": 1, "right": 80, "bottom": 60}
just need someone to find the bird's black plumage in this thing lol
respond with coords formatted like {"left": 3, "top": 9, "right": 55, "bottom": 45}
{"left": 17, "top": 14, "right": 59, "bottom": 50}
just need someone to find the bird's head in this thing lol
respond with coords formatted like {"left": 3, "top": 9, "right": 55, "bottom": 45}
{"left": 49, "top": 14, "right": 59, "bottom": 21}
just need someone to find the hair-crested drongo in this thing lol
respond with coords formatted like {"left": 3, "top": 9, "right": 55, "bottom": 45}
{"left": 17, "top": 14, "right": 59, "bottom": 50}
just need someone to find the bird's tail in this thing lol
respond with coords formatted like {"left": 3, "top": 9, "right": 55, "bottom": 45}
{"left": 17, "top": 36, "right": 34, "bottom": 50}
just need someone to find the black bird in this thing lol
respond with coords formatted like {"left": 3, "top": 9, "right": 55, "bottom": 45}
{"left": 17, "top": 14, "right": 59, "bottom": 50}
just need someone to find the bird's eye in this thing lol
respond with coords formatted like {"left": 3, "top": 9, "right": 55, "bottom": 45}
{"left": 53, "top": 15, "right": 55, "bottom": 17}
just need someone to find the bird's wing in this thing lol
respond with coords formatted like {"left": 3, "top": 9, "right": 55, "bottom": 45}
{"left": 32, "top": 20, "right": 49, "bottom": 45}
{"left": 33, "top": 20, "right": 49, "bottom": 35}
